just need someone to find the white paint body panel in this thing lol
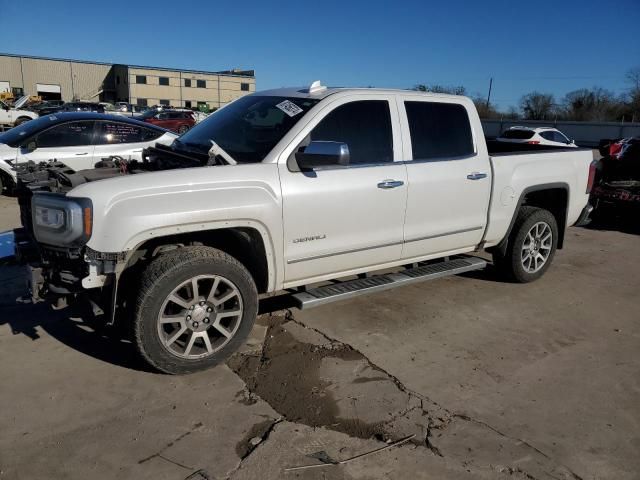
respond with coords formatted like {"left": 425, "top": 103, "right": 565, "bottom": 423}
{"left": 0, "top": 102, "right": 38, "bottom": 127}
{"left": 63, "top": 88, "right": 592, "bottom": 293}
{"left": 0, "top": 132, "right": 176, "bottom": 183}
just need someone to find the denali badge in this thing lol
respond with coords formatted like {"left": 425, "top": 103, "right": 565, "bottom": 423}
{"left": 293, "top": 234, "right": 326, "bottom": 244}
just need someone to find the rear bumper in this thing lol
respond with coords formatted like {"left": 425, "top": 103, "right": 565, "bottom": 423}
{"left": 573, "top": 204, "right": 593, "bottom": 227}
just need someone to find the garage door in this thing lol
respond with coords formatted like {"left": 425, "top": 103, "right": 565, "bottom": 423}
{"left": 36, "top": 83, "right": 62, "bottom": 101}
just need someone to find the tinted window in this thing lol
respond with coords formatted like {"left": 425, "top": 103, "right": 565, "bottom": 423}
{"left": 309, "top": 101, "right": 393, "bottom": 164}
{"left": 241, "top": 83, "right": 250, "bottom": 91}
{"left": 405, "top": 102, "right": 474, "bottom": 160}
{"left": 540, "top": 131, "right": 555, "bottom": 141}
{"left": 159, "top": 77, "right": 169, "bottom": 86}
{"left": 184, "top": 79, "right": 192, "bottom": 88}
{"left": 159, "top": 99, "right": 170, "bottom": 106}
{"left": 501, "top": 129, "right": 535, "bottom": 139}
{"left": 185, "top": 100, "right": 192, "bottom": 108}
{"left": 0, "top": 115, "right": 62, "bottom": 147}
{"left": 197, "top": 80, "right": 206, "bottom": 88}
{"left": 136, "top": 75, "right": 147, "bottom": 84}
{"left": 36, "top": 121, "right": 95, "bottom": 148}
{"left": 554, "top": 131, "right": 569, "bottom": 143}
{"left": 95, "top": 121, "right": 161, "bottom": 144}
{"left": 137, "top": 98, "right": 148, "bottom": 107}
{"left": 176, "top": 95, "right": 318, "bottom": 163}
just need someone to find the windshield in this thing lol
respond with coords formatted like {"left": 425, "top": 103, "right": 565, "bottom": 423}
{"left": 174, "top": 95, "right": 319, "bottom": 163}
{"left": 0, "top": 115, "right": 60, "bottom": 147}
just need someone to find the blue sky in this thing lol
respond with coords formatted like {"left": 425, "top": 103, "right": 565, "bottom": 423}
{"left": 1, "top": 0, "right": 639, "bottom": 110}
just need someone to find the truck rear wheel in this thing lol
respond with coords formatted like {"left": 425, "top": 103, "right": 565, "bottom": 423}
{"left": 133, "top": 246, "right": 258, "bottom": 374}
{"left": 493, "top": 206, "right": 558, "bottom": 283}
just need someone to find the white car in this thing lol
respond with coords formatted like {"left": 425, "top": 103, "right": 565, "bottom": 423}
{"left": 0, "top": 98, "right": 39, "bottom": 129}
{"left": 0, "top": 112, "right": 177, "bottom": 193}
{"left": 497, "top": 127, "right": 577, "bottom": 147}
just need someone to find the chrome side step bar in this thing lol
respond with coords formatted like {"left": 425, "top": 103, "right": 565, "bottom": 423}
{"left": 292, "top": 256, "right": 487, "bottom": 310}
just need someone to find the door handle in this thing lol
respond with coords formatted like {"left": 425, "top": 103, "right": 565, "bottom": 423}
{"left": 75, "top": 152, "right": 89, "bottom": 156}
{"left": 467, "top": 172, "right": 487, "bottom": 180}
{"left": 377, "top": 179, "right": 405, "bottom": 189}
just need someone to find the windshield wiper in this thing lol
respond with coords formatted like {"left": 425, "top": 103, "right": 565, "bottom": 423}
{"left": 208, "top": 140, "right": 237, "bottom": 165}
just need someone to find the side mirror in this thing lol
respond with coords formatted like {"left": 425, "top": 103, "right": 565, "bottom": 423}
{"left": 295, "top": 141, "right": 350, "bottom": 170}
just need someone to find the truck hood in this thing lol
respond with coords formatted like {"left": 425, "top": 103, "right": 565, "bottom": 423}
{"left": 13, "top": 96, "right": 29, "bottom": 109}
{"left": 66, "top": 162, "right": 281, "bottom": 253}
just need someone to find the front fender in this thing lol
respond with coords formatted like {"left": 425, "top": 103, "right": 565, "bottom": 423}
{"left": 68, "top": 163, "right": 283, "bottom": 291}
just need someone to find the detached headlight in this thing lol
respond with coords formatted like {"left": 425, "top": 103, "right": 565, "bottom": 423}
{"left": 31, "top": 193, "right": 92, "bottom": 247}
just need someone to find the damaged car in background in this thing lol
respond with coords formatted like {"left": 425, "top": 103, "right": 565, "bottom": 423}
{"left": 591, "top": 137, "right": 640, "bottom": 217}
{"left": 0, "top": 113, "right": 177, "bottom": 194}
{"left": 13, "top": 82, "right": 595, "bottom": 374}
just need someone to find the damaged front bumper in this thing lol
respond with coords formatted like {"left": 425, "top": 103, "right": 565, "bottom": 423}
{"left": 14, "top": 228, "right": 124, "bottom": 322}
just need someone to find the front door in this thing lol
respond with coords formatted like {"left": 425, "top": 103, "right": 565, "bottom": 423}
{"left": 17, "top": 120, "right": 96, "bottom": 172}
{"left": 280, "top": 97, "right": 407, "bottom": 286}
{"left": 399, "top": 98, "right": 491, "bottom": 259}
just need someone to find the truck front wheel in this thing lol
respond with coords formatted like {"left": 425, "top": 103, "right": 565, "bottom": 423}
{"left": 493, "top": 206, "right": 558, "bottom": 283}
{"left": 133, "top": 246, "right": 258, "bottom": 374}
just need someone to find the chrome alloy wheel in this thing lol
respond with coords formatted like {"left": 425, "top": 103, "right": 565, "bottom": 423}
{"left": 521, "top": 221, "right": 553, "bottom": 273}
{"left": 157, "top": 275, "right": 243, "bottom": 359}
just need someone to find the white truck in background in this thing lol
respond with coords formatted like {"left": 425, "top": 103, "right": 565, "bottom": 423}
{"left": 0, "top": 98, "right": 38, "bottom": 130}
{"left": 15, "top": 82, "right": 595, "bottom": 374}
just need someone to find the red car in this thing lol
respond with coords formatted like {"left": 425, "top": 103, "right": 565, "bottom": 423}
{"left": 140, "top": 110, "right": 196, "bottom": 134}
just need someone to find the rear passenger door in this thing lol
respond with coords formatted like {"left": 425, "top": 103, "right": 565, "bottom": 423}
{"left": 399, "top": 98, "right": 491, "bottom": 260}
{"left": 280, "top": 96, "right": 407, "bottom": 285}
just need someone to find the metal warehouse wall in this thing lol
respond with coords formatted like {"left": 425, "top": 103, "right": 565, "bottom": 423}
{"left": 1, "top": 54, "right": 256, "bottom": 107}
{"left": 482, "top": 119, "right": 640, "bottom": 147}
{"left": 128, "top": 67, "right": 255, "bottom": 109}
{"left": 0, "top": 56, "right": 23, "bottom": 89}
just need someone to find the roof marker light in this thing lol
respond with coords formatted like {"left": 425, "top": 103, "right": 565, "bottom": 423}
{"left": 308, "top": 80, "right": 327, "bottom": 94}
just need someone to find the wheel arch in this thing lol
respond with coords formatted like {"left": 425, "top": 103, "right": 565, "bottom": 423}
{"left": 121, "top": 225, "right": 275, "bottom": 294}
{"left": 490, "top": 182, "right": 569, "bottom": 255}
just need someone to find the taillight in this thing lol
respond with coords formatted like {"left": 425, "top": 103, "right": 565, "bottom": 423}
{"left": 586, "top": 161, "right": 597, "bottom": 194}
{"left": 527, "top": 140, "right": 540, "bottom": 144}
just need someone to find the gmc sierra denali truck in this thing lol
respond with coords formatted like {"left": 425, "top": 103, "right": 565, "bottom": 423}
{"left": 14, "top": 82, "right": 595, "bottom": 374}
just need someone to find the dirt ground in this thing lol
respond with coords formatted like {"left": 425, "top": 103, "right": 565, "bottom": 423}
{"left": 0, "top": 193, "right": 638, "bottom": 480}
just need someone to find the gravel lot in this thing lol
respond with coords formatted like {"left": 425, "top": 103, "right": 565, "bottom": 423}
{"left": 0, "top": 193, "right": 638, "bottom": 480}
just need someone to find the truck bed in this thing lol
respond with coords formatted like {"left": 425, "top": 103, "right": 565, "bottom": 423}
{"left": 486, "top": 139, "right": 588, "bottom": 156}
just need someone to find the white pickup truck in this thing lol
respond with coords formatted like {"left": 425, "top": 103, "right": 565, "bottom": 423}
{"left": 15, "top": 82, "right": 595, "bottom": 374}
{"left": 0, "top": 99, "right": 38, "bottom": 129}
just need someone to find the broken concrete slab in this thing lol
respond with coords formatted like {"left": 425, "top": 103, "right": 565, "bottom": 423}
{"left": 229, "top": 420, "right": 514, "bottom": 480}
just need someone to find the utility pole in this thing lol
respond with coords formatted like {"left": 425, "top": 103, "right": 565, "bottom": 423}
{"left": 486, "top": 77, "right": 493, "bottom": 109}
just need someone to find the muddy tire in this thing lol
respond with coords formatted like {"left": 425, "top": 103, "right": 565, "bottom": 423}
{"left": 493, "top": 206, "right": 558, "bottom": 283}
{"left": 134, "top": 246, "right": 258, "bottom": 374}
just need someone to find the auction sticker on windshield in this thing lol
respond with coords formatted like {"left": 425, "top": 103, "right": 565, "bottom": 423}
{"left": 276, "top": 100, "right": 304, "bottom": 117}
